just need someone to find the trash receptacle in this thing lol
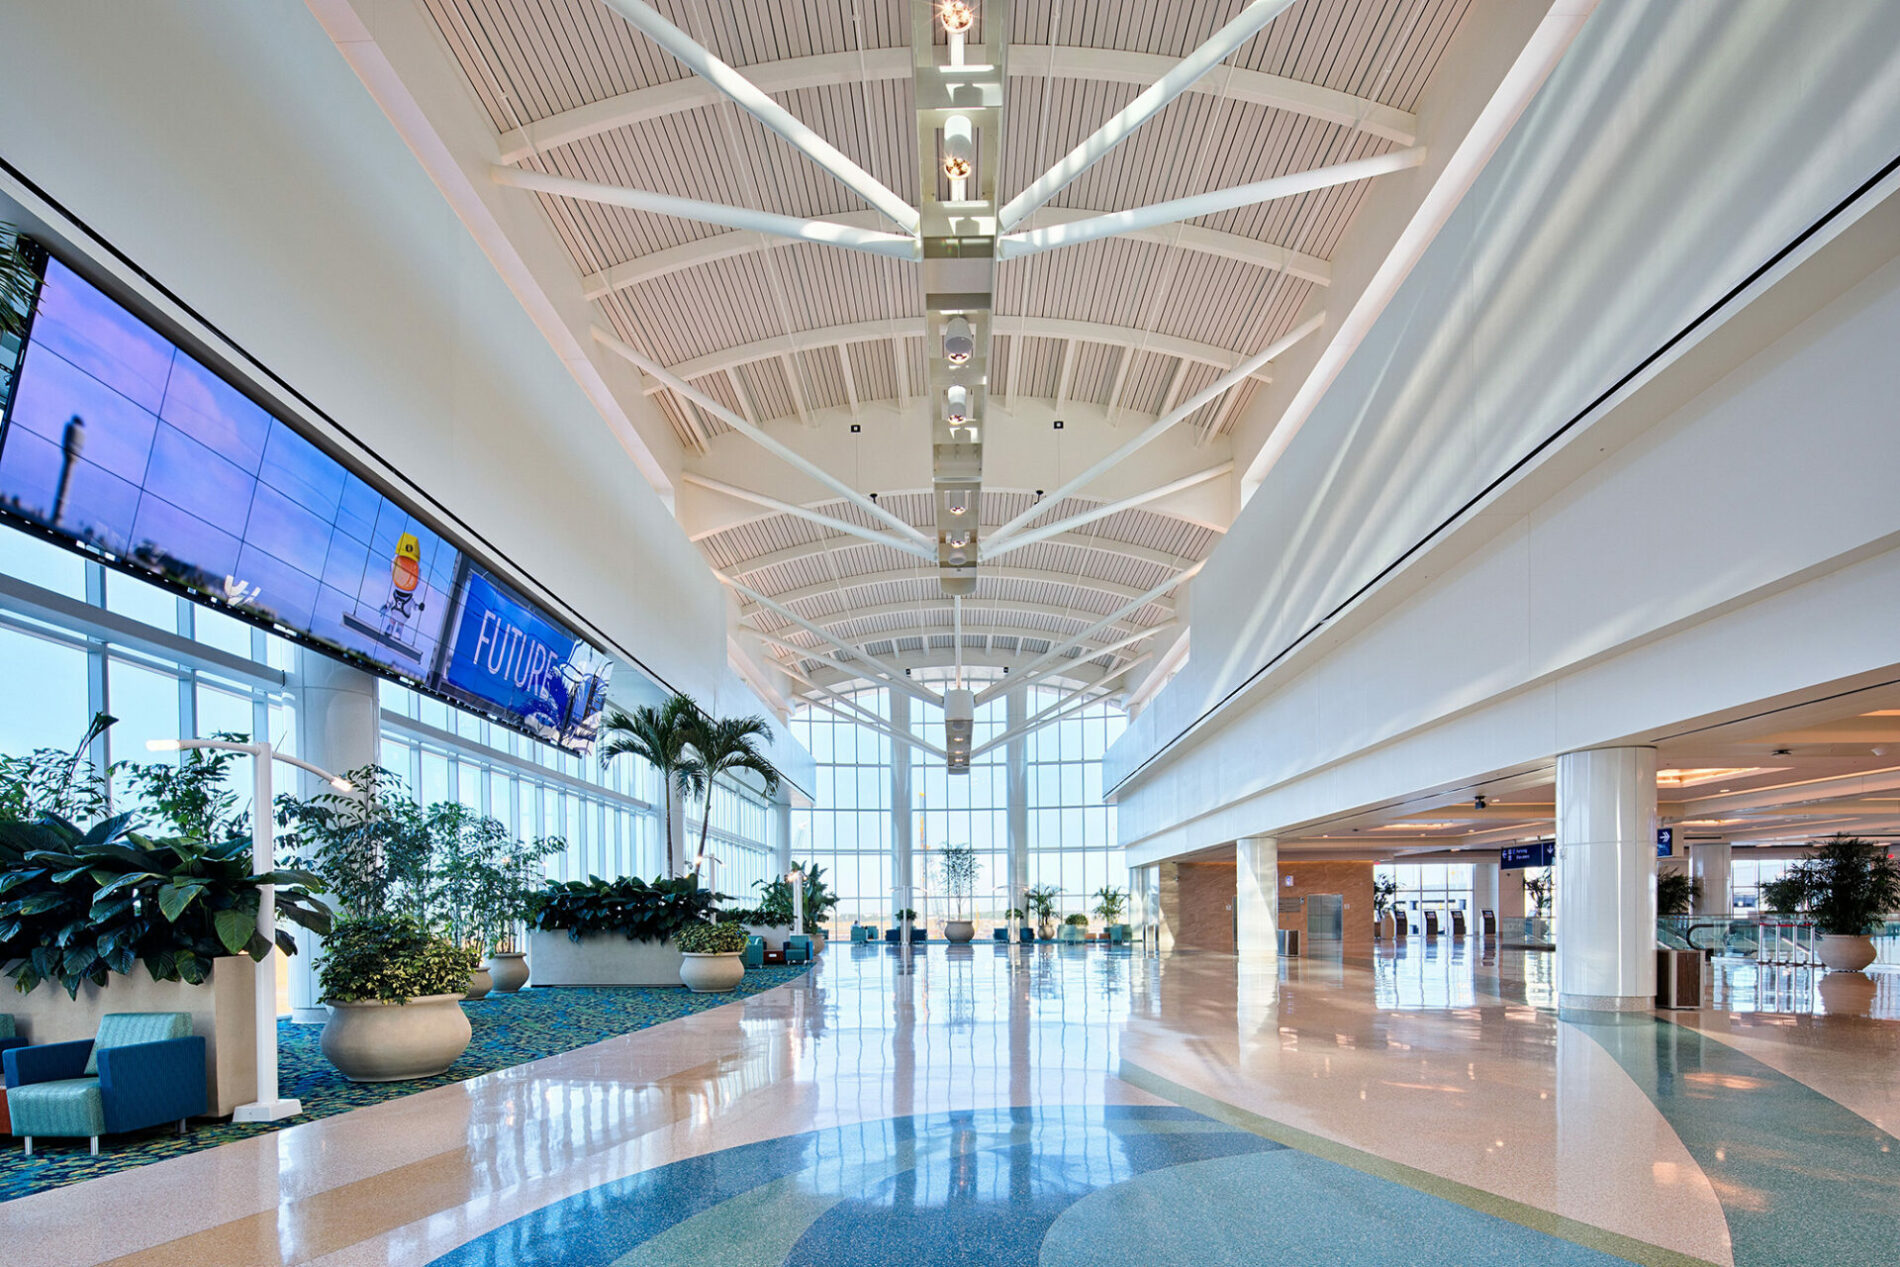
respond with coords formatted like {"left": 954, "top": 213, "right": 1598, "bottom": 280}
{"left": 1655, "top": 948, "right": 1703, "bottom": 1009}
{"left": 1278, "top": 928, "right": 1302, "bottom": 956}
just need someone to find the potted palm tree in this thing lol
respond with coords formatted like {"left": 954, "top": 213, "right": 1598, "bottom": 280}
{"left": 598, "top": 696, "right": 700, "bottom": 876}
{"left": 1657, "top": 871, "right": 1702, "bottom": 918}
{"left": 1761, "top": 836, "right": 1900, "bottom": 972}
{"left": 938, "top": 844, "right": 978, "bottom": 943}
{"left": 676, "top": 921, "right": 747, "bottom": 992}
{"left": 1025, "top": 885, "right": 1060, "bottom": 940}
{"left": 1092, "top": 885, "right": 1127, "bottom": 941}
{"left": 681, "top": 710, "right": 781, "bottom": 876}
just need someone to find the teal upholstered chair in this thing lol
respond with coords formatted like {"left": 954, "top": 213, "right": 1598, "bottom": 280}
{"left": 3, "top": 1012, "right": 206, "bottom": 1156}
{"left": 741, "top": 936, "right": 766, "bottom": 968}
{"left": 784, "top": 934, "right": 812, "bottom": 965}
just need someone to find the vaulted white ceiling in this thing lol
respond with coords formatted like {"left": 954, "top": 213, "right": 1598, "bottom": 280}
{"left": 355, "top": 0, "right": 1559, "bottom": 729}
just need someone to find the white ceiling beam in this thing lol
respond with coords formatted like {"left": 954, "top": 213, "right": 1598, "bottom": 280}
{"left": 720, "top": 525, "right": 1200, "bottom": 577}
{"left": 580, "top": 207, "right": 1328, "bottom": 300}
{"left": 1103, "top": 345, "right": 1135, "bottom": 424}
{"left": 1001, "top": 148, "right": 1427, "bottom": 259}
{"left": 596, "top": 0, "right": 918, "bottom": 233}
{"left": 788, "top": 687, "right": 949, "bottom": 759}
{"left": 1240, "top": 5, "right": 1599, "bottom": 499}
{"left": 490, "top": 167, "right": 917, "bottom": 260}
{"left": 987, "top": 624, "right": 1173, "bottom": 699}
{"left": 722, "top": 576, "right": 943, "bottom": 706}
{"left": 640, "top": 317, "right": 1273, "bottom": 396}
{"left": 596, "top": 327, "right": 930, "bottom": 547}
{"left": 1158, "top": 359, "right": 1188, "bottom": 416}
{"left": 738, "top": 565, "right": 1177, "bottom": 614}
{"left": 972, "top": 660, "right": 1150, "bottom": 758}
{"left": 497, "top": 47, "right": 1414, "bottom": 164}
{"left": 891, "top": 334, "right": 910, "bottom": 402}
{"left": 778, "top": 353, "right": 813, "bottom": 426}
{"left": 837, "top": 343, "right": 861, "bottom": 421}
{"left": 724, "top": 367, "right": 756, "bottom": 426}
{"left": 975, "top": 564, "right": 1203, "bottom": 705}
{"left": 999, "top": 0, "right": 1304, "bottom": 230}
{"left": 760, "top": 623, "right": 1150, "bottom": 667}
{"left": 1054, "top": 338, "right": 1077, "bottom": 410}
{"left": 987, "top": 314, "right": 1320, "bottom": 545}
{"left": 757, "top": 598, "right": 1170, "bottom": 634}
{"left": 985, "top": 463, "right": 1233, "bottom": 561}
{"left": 683, "top": 473, "right": 935, "bottom": 561}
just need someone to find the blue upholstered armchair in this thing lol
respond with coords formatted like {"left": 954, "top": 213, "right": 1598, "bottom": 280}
{"left": 3, "top": 1012, "right": 207, "bottom": 1156}
{"left": 784, "top": 934, "right": 813, "bottom": 965}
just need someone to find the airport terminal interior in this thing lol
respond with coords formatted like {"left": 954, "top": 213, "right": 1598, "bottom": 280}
{"left": 1, "top": 2, "right": 1897, "bottom": 1264}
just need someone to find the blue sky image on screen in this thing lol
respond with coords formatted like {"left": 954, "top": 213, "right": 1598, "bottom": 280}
{"left": 0, "top": 259, "right": 460, "bottom": 676}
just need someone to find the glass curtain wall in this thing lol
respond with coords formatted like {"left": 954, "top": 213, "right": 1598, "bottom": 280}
{"left": 1025, "top": 685, "right": 1126, "bottom": 919}
{"left": 1374, "top": 863, "right": 1475, "bottom": 928}
{"left": 0, "top": 527, "right": 297, "bottom": 816}
{"left": 789, "top": 686, "right": 894, "bottom": 928}
{"left": 0, "top": 523, "right": 774, "bottom": 893}
{"left": 912, "top": 670, "right": 1008, "bottom": 925}
{"left": 789, "top": 673, "right": 1131, "bottom": 934}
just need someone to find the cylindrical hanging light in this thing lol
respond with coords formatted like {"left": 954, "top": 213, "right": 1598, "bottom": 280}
{"left": 942, "top": 115, "right": 974, "bottom": 181}
{"left": 943, "top": 315, "right": 974, "bottom": 365}
{"left": 946, "top": 384, "right": 970, "bottom": 424}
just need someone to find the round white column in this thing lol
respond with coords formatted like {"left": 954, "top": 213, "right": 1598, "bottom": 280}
{"left": 1555, "top": 746, "right": 1657, "bottom": 1012}
{"left": 1690, "top": 840, "right": 1731, "bottom": 916}
{"left": 1236, "top": 836, "right": 1280, "bottom": 959}
{"left": 1471, "top": 862, "right": 1500, "bottom": 929}
{"left": 289, "top": 651, "right": 380, "bottom": 1023}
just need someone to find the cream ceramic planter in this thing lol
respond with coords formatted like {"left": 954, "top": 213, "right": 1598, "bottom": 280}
{"left": 320, "top": 995, "right": 472, "bottom": 1082}
{"left": 943, "top": 920, "right": 975, "bottom": 944}
{"left": 1818, "top": 933, "right": 1877, "bottom": 972}
{"left": 486, "top": 952, "right": 530, "bottom": 993}
{"left": 679, "top": 952, "right": 746, "bottom": 994}
{"left": 463, "top": 966, "right": 493, "bottom": 1001}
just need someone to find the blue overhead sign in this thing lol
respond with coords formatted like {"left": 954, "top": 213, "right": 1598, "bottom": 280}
{"left": 1656, "top": 827, "right": 1674, "bottom": 857}
{"left": 1500, "top": 840, "right": 1555, "bottom": 870}
{"left": 437, "top": 566, "right": 613, "bottom": 753}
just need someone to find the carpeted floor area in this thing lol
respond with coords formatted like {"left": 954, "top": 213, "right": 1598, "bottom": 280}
{"left": 0, "top": 966, "right": 810, "bottom": 1202}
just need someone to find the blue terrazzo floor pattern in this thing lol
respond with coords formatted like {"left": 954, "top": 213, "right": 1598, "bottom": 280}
{"left": 0, "top": 967, "right": 810, "bottom": 1202}
{"left": 428, "top": 1104, "right": 1646, "bottom": 1267}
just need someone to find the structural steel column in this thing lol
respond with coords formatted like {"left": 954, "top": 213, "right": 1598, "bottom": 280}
{"left": 1006, "top": 687, "right": 1029, "bottom": 910}
{"left": 1236, "top": 836, "right": 1280, "bottom": 959}
{"left": 290, "top": 651, "right": 379, "bottom": 1023}
{"left": 890, "top": 691, "right": 914, "bottom": 923}
{"left": 1555, "top": 746, "right": 1658, "bottom": 1012}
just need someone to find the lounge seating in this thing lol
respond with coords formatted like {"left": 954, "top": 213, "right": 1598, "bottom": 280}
{"left": 742, "top": 935, "right": 766, "bottom": 968}
{"left": 3, "top": 1012, "right": 206, "bottom": 1156}
{"left": 784, "top": 935, "right": 813, "bottom": 965}
{"left": 0, "top": 1016, "right": 24, "bottom": 1137}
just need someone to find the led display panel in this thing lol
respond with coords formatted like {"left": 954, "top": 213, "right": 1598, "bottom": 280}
{"left": 438, "top": 565, "right": 613, "bottom": 752}
{"left": 0, "top": 256, "right": 616, "bottom": 752}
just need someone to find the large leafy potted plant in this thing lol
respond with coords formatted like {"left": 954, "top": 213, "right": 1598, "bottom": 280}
{"left": 525, "top": 873, "right": 722, "bottom": 985}
{"left": 278, "top": 766, "right": 477, "bottom": 1080}
{"left": 1092, "top": 885, "right": 1127, "bottom": 940}
{"left": 315, "top": 916, "right": 479, "bottom": 1081}
{"left": 0, "top": 721, "right": 332, "bottom": 1114}
{"left": 485, "top": 830, "right": 564, "bottom": 993}
{"left": 1657, "top": 871, "right": 1703, "bottom": 918}
{"left": 937, "top": 844, "right": 978, "bottom": 943}
{"left": 1761, "top": 836, "right": 1900, "bottom": 972}
{"left": 1024, "top": 885, "right": 1060, "bottom": 940}
{"left": 676, "top": 921, "right": 747, "bottom": 993}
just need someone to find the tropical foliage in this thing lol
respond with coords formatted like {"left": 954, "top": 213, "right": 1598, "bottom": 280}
{"left": 0, "top": 816, "right": 332, "bottom": 998}
{"left": 526, "top": 873, "right": 722, "bottom": 944}
{"left": 317, "top": 915, "right": 479, "bottom": 1004}
{"left": 1760, "top": 836, "right": 1900, "bottom": 936}
{"left": 936, "top": 844, "right": 978, "bottom": 921}
{"left": 681, "top": 710, "right": 779, "bottom": 871}
{"left": 676, "top": 921, "right": 746, "bottom": 954}
{"left": 276, "top": 765, "right": 432, "bottom": 921}
{"left": 0, "top": 719, "right": 330, "bottom": 998}
{"left": 598, "top": 696, "right": 700, "bottom": 877}
{"left": 423, "top": 802, "right": 565, "bottom": 952}
{"left": 1091, "top": 885, "right": 1125, "bottom": 924}
{"left": 1371, "top": 875, "right": 1401, "bottom": 918}
{"left": 0, "top": 221, "right": 39, "bottom": 341}
{"left": 1024, "top": 884, "right": 1061, "bottom": 938}
{"left": 1656, "top": 871, "right": 1702, "bottom": 917}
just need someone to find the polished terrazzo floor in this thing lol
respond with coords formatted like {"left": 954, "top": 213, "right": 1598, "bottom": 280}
{"left": 2, "top": 941, "right": 1895, "bottom": 1266}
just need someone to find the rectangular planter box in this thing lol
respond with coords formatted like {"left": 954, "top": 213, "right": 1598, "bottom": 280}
{"left": 2, "top": 958, "right": 257, "bottom": 1117}
{"left": 528, "top": 931, "right": 684, "bottom": 987}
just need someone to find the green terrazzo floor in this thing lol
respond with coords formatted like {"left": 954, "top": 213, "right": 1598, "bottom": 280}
{"left": 0, "top": 965, "right": 810, "bottom": 1202}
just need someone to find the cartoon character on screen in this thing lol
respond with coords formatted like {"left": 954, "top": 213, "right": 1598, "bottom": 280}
{"left": 380, "top": 532, "right": 426, "bottom": 637}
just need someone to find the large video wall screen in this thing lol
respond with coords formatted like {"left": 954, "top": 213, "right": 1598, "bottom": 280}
{"left": 0, "top": 256, "right": 611, "bottom": 752}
